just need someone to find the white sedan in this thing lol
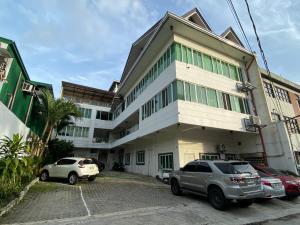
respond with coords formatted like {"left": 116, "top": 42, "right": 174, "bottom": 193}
{"left": 39, "top": 157, "right": 99, "bottom": 185}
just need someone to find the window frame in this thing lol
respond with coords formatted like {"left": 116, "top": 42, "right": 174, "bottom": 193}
{"left": 136, "top": 151, "right": 145, "bottom": 165}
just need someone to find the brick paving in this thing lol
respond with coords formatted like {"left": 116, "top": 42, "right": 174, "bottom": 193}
{"left": 1, "top": 171, "right": 300, "bottom": 225}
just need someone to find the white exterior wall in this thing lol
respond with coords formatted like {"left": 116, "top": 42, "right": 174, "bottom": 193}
{"left": 178, "top": 127, "right": 262, "bottom": 167}
{"left": 0, "top": 101, "right": 30, "bottom": 140}
{"left": 123, "top": 131, "right": 179, "bottom": 177}
{"left": 58, "top": 103, "right": 112, "bottom": 149}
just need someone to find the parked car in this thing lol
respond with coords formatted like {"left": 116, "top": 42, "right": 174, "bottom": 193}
{"left": 170, "top": 160, "right": 262, "bottom": 210}
{"left": 257, "top": 171, "right": 285, "bottom": 198}
{"left": 254, "top": 165, "right": 300, "bottom": 198}
{"left": 39, "top": 157, "right": 99, "bottom": 185}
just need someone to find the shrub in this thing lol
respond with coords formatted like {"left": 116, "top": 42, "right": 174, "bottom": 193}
{"left": 0, "top": 134, "right": 38, "bottom": 205}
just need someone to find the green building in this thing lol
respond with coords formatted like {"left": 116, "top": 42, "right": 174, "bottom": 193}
{"left": 0, "top": 37, "right": 53, "bottom": 139}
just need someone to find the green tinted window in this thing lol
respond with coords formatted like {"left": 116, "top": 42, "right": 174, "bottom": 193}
{"left": 167, "top": 84, "right": 173, "bottom": 103}
{"left": 185, "top": 82, "right": 191, "bottom": 101}
{"left": 207, "top": 88, "right": 218, "bottom": 107}
{"left": 175, "top": 43, "right": 182, "bottom": 61}
{"left": 182, "top": 46, "right": 187, "bottom": 63}
{"left": 203, "top": 54, "right": 213, "bottom": 72}
{"left": 229, "top": 64, "right": 239, "bottom": 81}
{"left": 187, "top": 47, "right": 193, "bottom": 64}
{"left": 239, "top": 97, "right": 245, "bottom": 113}
{"left": 222, "top": 62, "right": 230, "bottom": 77}
{"left": 238, "top": 68, "right": 244, "bottom": 82}
{"left": 163, "top": 52, "right": 168, "bottom": 70}
{"left": 197, "top": 52, "right": 203, "bottom": 68}
{"left": 212, "top": 58, "right": 218, "bottom": 73}
{"left": 196, "top": 86, "right": 207, "bottom": 104}
{"left": 217, "top": 60, "right": 222, "bottom": 74}
{"left": 176, "top": 80, "right": 185, "bottom": 100}
{"left": 190, "top": 84, "right": 197, "bottom": 102}
{"left": 171, "top": 43, "right": 176, "bottom": 62}
{"left": 217, "top": 91, "right": 224, "bottom": 108}
{"left": 193, "top": 50, "right": 199, "bottom": 66}
{"left": 244, "top": 99, "right": 250, "bottom": 114}
{"left": 230, "top": 95, "right": 236, "bottom": 111}
{"left": 166, "top": 48, "right": 171, "bottom": 66}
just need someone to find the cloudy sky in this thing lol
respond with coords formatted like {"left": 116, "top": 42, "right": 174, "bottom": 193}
{"left": 1, "top": 0, "right": 299, "bottom": 97}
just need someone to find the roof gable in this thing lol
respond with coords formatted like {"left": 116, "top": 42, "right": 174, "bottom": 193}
{"left": 182, "top": 8, "right": 212, "bottom": 32}
{"left": 221, "top": 27, "right": 244, "bottom": 47}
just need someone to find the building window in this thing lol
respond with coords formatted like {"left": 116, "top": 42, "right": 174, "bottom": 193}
{"left": 158, "top": 153, "right": 173, "bottom": 170}
{"left": 79, "top": 107, "right": 92, "bottom": 119}
{"left": 284, "top": 116, "right": 300, "bottom": 134}
{"left": 225, "top": 154, "right": 238, "bottom": 160}
{"left": 200, "top": 153, "right": 220, "bottom": 160}
{"left": 125, "top": 153, "right": 130, "bottom": 165}
{"left": 96, "top": 111, "right": 112, "bottom": 120}
{"left": 222, "top": 93, "right": 231, "bottom": 110}
{"left": 203, "top": 54, "right": 213, "bottom": 72}
{"left": 229, "top": 64, "right": 239, "bottom": 81}
{"left": 136, "top": 151, "right": 145, "bottom": 165}
{"left": 274, "top": 86, "right": 291, "bottom": 103}
{"left": 263, "top": 82, "right": 275, "bottom": 98}
{"left": 207, "top": 88, "right": 218, "bottom": 107}
{"left": 90, "top": 149, "right": 97, "bottom": 154}
{"left": 58, "top": 125, "right": 89, "bottom": 138}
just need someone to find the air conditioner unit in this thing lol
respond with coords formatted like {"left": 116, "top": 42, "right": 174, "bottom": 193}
{"left": 236, "top": 81, "right": 256, "bottom": 92}
{"left": 22, "top": 82, "right": 34, "bottom": 93}
{"left": 244, "top": 115, "right": 262, "bottom": 132}
{"left": 216, "top": 144, "right": 226, "bottom": 153}
{"left": 0, "top": 57, "right": 7, "bottom": 81}
{"left": 250, "top": 115, "right": 261, "bottom": 126}
{"left": 0, "top": 72, "right": 7, "bottom": 81}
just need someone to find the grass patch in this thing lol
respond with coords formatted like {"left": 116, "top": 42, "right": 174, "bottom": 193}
{"left": 29, "top": 182, "right": 59, "bottom": 193}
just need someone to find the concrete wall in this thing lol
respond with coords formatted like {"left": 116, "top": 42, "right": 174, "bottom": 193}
{"left": 0, "top": 101, "right": 30, "bottom": 139}
{"left": 178, "top": 126, "right": 262, "bottom": 167}
{"left": 123, "top": 130, "right": 179, "bottom": 177}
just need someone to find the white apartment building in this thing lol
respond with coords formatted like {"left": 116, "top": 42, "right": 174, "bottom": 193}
{"left": 57, "top": 8, "right": 271, "bottom": 176}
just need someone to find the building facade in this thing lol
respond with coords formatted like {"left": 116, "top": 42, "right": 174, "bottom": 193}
{"left": 58, "top": 9, "right": 272, "bottom": 176}
{"left": 253, "top": 68, "right": 300, "bottom": 173}
{"left": 0, "top": 37, "right": 52, "bottom": 140}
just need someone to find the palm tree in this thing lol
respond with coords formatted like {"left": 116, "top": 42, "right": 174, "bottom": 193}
{"left": 39, "top": 90, "right": 81, "bottom": 154}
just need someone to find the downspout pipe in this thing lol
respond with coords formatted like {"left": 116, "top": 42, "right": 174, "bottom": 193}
{"left": 245, "top": 57, "right": 268, "bottom": 166}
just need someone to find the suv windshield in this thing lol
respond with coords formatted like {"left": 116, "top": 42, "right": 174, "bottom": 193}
{"left": 214, "top": 162, "right": 256, "bottom": 175}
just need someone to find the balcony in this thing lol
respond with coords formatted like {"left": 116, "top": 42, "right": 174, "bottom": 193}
{"left": 92, "top": 128, "right": 110, "bottom": 143}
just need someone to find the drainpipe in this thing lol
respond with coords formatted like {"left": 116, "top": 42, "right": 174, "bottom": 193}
{"left": 245, "top": 57, "right": 268, "bottom": 166}
{"left": 25, "top": 86, "right": 36, "bottom": 125}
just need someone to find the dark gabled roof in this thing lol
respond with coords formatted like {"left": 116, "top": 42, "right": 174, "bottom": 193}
{"left": 109, "top": 80, "right": 120, "bottom": 92}
{"left": 221, "top": 26, "right": 244, "bottom": 47}
{"left": 61, "top": 81, "right": 115, "bottom": 103}
{"left": 120, "top": 20, "right": 161, "bottom": 83}
{"left": 182, "top": 8, "right": 212, "bottom": 32}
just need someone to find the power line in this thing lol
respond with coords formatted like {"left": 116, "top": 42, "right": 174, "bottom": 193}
{"left": 244, "top": 0, "right": 284, "bottom": 118}
{"left": 225, "top": 0, "right": 253, "bottom": 52}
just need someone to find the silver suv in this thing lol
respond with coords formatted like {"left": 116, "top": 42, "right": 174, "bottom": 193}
{"left": 170, "top": 160, "right": 262, "bottom": 210}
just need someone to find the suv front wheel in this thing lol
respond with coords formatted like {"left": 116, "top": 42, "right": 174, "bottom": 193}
{"left": 171, "top": 179, "right": 182, "bottom": 196}
{"left": 208, "top": 186, "right": 228, "bottom": 210}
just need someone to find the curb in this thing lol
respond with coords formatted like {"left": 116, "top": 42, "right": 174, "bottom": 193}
{"left": 0, "top": 177, "right": 39, "bottom": 217}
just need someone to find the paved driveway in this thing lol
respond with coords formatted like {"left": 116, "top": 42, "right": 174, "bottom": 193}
{"left": 2, "top": 171, "right": 300, "bottom": 225}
